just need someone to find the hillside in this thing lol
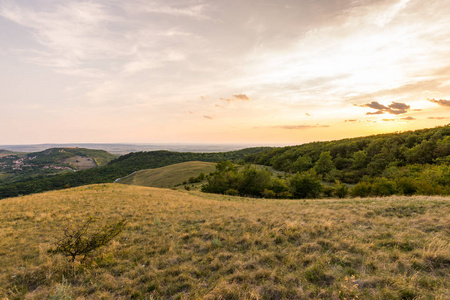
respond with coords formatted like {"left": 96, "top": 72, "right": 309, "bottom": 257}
{"left": 0, "top": 184, "right": 448, "bottom": 299}
{"left": 244, "top": 125, "right": 449, "bottom": 195}
{"left": 0, "top": 148, "right": 117, "bottom": 187}
{"left": 0, "top": 149, "right": 26, "bottom": 158}
{"left": 0, "top": 147, "right": 269, "bottom": 199}
{"left": 25, "top": 147, "right": 117, "bottom": 168}
{"left": 246, "top": 125, "right": 449, "bottom": 181}
{"left": 117, "top": 161, "right": 216, "bottom": 188}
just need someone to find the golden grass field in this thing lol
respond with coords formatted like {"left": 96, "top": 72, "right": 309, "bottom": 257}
{"left": 0, "top": 184, "right": 449, "bottom": 299}
{"left": 117, "top": 161, "right": 216, "bottom": 188}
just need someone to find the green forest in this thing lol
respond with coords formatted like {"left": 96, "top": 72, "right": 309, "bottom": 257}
{"left": 231, "top": 124, "right": 450, "bottom": 198}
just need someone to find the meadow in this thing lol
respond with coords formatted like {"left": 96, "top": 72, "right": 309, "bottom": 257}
{"left": 0, "top": 184, "right": 448, "bottom": 299}
{"left": 117, "top": 161, "right": 216, "bottom": 188}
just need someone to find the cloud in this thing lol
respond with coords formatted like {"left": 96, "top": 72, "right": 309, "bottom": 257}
{"left": 401, "top": 116, "right": 415, "bottom": 120}
{"left": 272, "top": 124, "right": 330, "bottom": 130}
{"left": 221, "top": 94, "right": 251, "bottom": 103}
{"left": 345, "top": 119, "right": 357, "bottom": 122}
{"left": 362, "top": 101, "right": 388, "bottom": 110}
{"left": 357, "top": 101, "right": 410, "bottom": 115}
{"left": 366, "top": 110, "right": 385, "bottom": 115}
{"left": 305, "top": 113, "right": 311, "bottom": 117}
{"left": 233, "top": 94, "right": 250, "bottom": 101}
{"left": 427, "top": 98, "right": 450, "bottom": 107}
{"left": 427, "top": 116, "right": 449, "bottom": 120}
{"left": 382, "top": 119, "right": 395, "bottom": 121}
{"left": 132, "top": 1, "right": 211, "bottom": 21}
{"left": 203, "top": 115, "right": 213, "bottom": 119}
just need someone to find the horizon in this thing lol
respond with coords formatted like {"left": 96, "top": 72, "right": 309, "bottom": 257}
{"left": 0, "top": 123, "right": 450, "bottom": 151}
{"left": 1, "top": 0, "right": 450, "bottom": 144}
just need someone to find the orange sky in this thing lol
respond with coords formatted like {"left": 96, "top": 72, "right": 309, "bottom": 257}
{"left": 0, "top": 0, "right": 449, "bottom": 145}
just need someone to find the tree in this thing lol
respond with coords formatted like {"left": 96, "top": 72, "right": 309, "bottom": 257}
{"left": 49, "top": 217, "right": 127, "bottom": 262}
{"left": 314, "top": 151, "right": 335, "bottom": 175}
{"left": 289, "top": 171, "right": 323, "bottom": 199}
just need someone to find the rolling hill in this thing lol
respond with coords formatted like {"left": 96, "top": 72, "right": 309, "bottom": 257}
{"left": 0, "top": 184, "right": 448, "bottom": 299}
{"left": 117, "top": 161, "right": 216, "bottom": 188}
{"left": 0, "top": 149, "right": 26, "bottom": 158}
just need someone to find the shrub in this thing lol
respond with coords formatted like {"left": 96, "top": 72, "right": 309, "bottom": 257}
{"left": 49, "top": 217, "right": 127, "bottom": 262}
{"left": 350, "top": 182, "right": 372, "bottom": 197}
{"left": 334, "top": 180, "right": 349, "bottom": 198}
{"left": 225, "top": 188, "right": 239, "bottom": 196}
{"left": 322, "top": 185, "right": 335, "bottom": 197}
{"left": 395, "top": 177, "right": 417, "bottom": 195}
{"left": 262, "top": 189, "right": 276, "bottom": 198}
{"left": 289, "top": 171, "right": 323, "bottom": 199}
{"left": 371, "top": 178, "right": 396, "bottom": 196}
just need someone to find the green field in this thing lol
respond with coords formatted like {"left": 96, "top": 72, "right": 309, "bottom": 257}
{"left": 117, "top": 161, "right": 216, "bottom": 188}
{"left": 0, "top": 184, "right": 448, "bottom": 299}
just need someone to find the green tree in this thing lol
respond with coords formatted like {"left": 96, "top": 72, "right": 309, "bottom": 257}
{"left": 289, "top": 171, "right": 323, "bottom": 199}
{"left": 314, "top": 151, "right": 335, "bottom": 175}
{"left": 237, "top": 166, "right": 272, "bottom": 197}
{"left": 291, "top": 156, "right": 313, "bottom": 172}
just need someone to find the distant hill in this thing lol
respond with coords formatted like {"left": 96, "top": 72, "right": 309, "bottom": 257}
{"left": 0, "top": 150, "right": 26, "bottom": 158}
{"left": 0, "top": 148, "right": 117, "bottom": 187}
{"left": 25, "top": 147, "right": 117, "bottom": 168}
{"left": 117, "top": 161, "right": 216, "bottom": 188}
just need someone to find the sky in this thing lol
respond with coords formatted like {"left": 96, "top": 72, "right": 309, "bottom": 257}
{"left": 0, "top": 0, "right": 449, "bottom": 145}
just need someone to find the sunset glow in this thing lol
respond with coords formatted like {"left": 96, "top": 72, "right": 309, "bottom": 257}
{"left": 1, "top": 0, "right": 449, "bottom": 145}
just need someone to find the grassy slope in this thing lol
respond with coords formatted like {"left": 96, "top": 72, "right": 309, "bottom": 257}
{"left": 0, "top": 185, "right": 448, "bottom": 299}
{"left": 0, "top": 150, "right": 26, "bottom": 158}
{"left": 118, "top": 161, "right": 216, "bottom": 188}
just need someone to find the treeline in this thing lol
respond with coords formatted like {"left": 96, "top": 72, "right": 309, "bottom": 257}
{"left": 202, "top": 161, "right": 450, "bottom": 198}
{"left": 0, "top": 148, "right": 269, "bottom": 199}
{"left": 202, "top": 161, "right": 322, "bottom": 198}
{"left": 245, "top": 125, "right": 449, "bottom": 192}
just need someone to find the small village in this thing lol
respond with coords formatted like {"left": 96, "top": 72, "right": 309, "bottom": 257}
{"left": 0, "top": 155, "right": 73, "bottom": 171}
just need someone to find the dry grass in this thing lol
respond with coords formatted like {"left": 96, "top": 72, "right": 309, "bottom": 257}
{"left": 117, "top": 161, "right": 216, "bottom": 188}
{"left": 0, "top": 184, "right": 449, "bottom": 299}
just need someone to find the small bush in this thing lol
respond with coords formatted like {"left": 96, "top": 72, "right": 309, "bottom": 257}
{"left": 371, "top": 178, "right": 395, "bottom": 196}
{"left": 395, "top": 177, "right": 417, "bottom": 195}
{"left": 225, "top": 188, "right": 239, "bottom": 196}
{"left": 322, "top": 185, "right": 335, "bottom": 197}
{"left": 262, "top": 189, "right": 276, "bottom": 198}
{"left": 351, "top": 182, "right": 372, "bottom": 197}
{"left": 49, "top": 217, "right": 127, "bottom": 262}
{"left": 334, "top": 181, "right": 348, "bottom": 198}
